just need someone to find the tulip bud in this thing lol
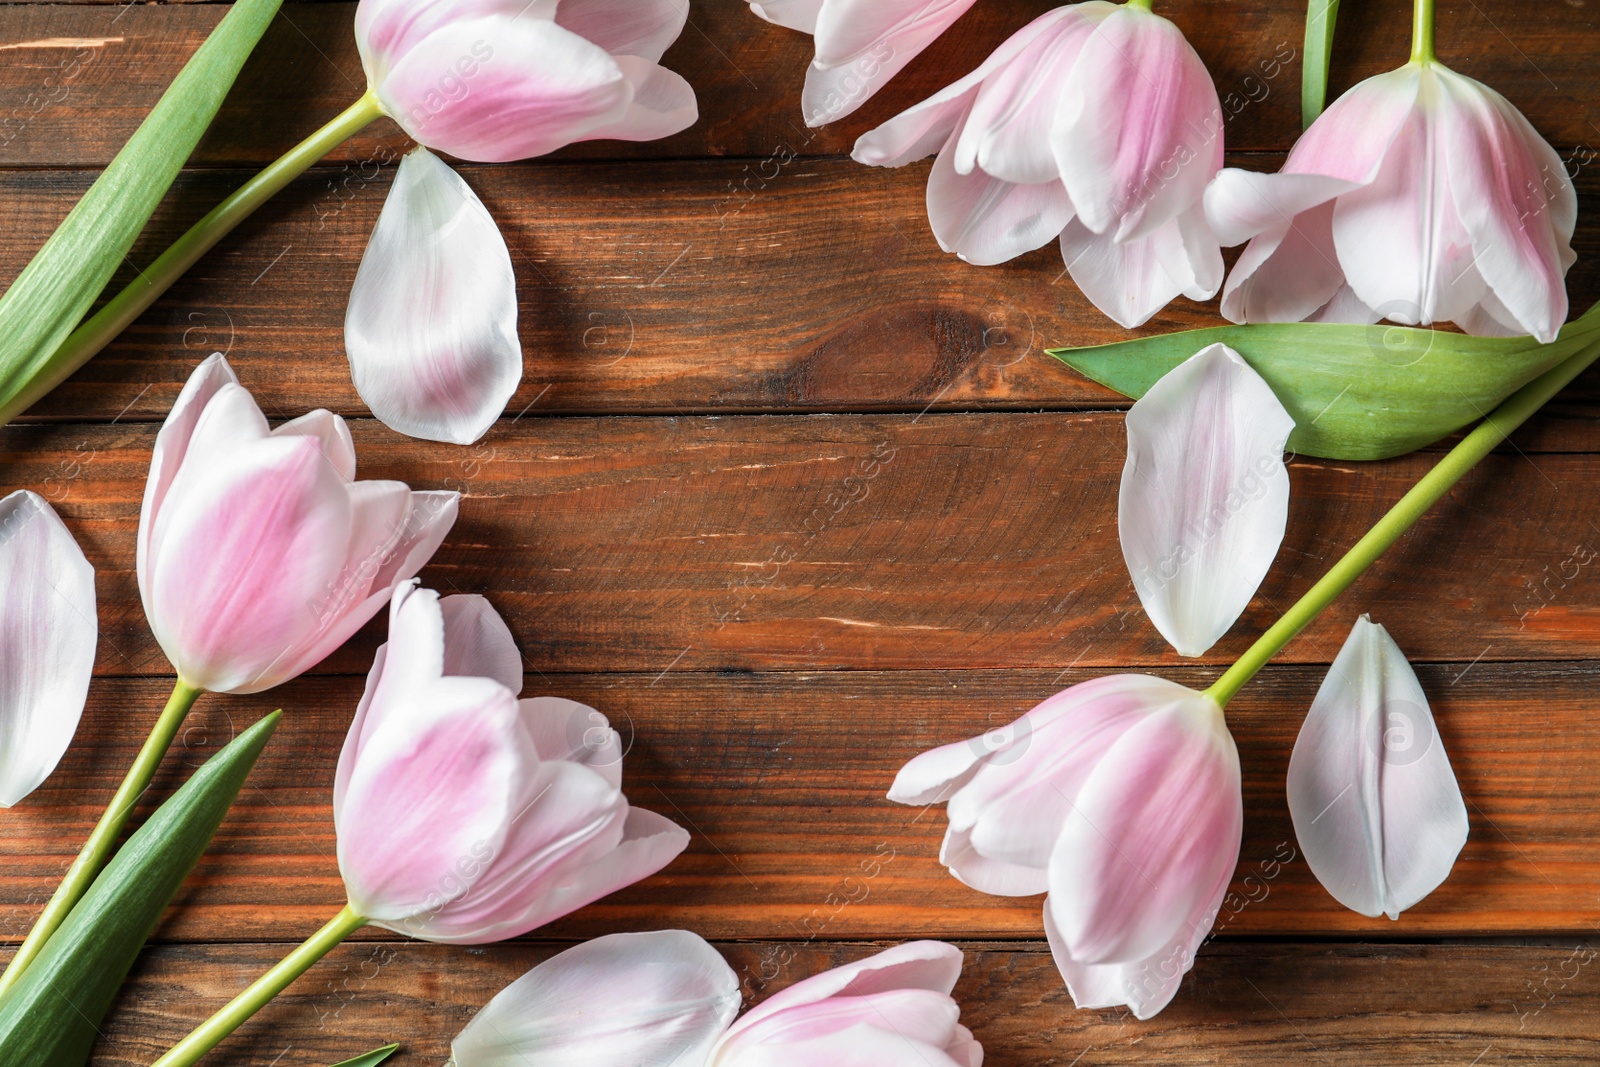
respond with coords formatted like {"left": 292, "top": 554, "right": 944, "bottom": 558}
{"left": 708, "top": 941, "right": 983, "bottom": 1066}
{"left": 890, "top": 674, "right": 1242, "bottom": 1019}
{"left": 335, "top": 582, "right": 689, "bottom": 943}
{"left": 137, "top": 355, "right": 458, "bottom": 694}
{"left": 851, "top": 2, "right": 1224, "bottom": 328}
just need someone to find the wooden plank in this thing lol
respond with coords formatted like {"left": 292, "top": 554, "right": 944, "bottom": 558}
{"left": 3, "top": 162, "right": 1600, "bottom": 423}
{"left": 20, "top": 939, "right": 1596, "bottom": 1065}
{"left": 0, "top": 0, "right": 1597, "bottom": 167}
{"left": 4, "top": 414, "right": 1600, "bottom": 676}
{"left": 2, "top": 665, "right": 1596, "bottom": 944}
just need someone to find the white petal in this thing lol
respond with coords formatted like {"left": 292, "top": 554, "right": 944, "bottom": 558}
{"left": 1058, "top": 205, "right": 1220, "bottom": 330}
{"left": 1217, "top": 200, "right": 1346, "bottom": 325}
{"left": 800, "top": 0, "right": 981, "bottom": 126}
{"left": 440, "top": 594, "right": 524, "bottom": 694}
{"left": 1119, "top": 343, "right": 1294, "bottom": 656}
{"left": 557, "top": 0, "right": 688, "bottom": 62}
{"left": 346, "top": 147, "right": 521, "bottom": 445}
{"left": 584, "top": 55, "right": 698, "bottom": 143}
{"left": 749, "top": 0, "right": 824, "bottom": 33}
{"left": 450, "top": 930, "right": 741, "bottom": 1067}
{"left": 0, "top": 492, "right": 97, "bottom": 806}
{"left": 927, "top": 137, "right": 1074, "bottom": 266}
{"left": 1287, "top": 616, "right": 1469, "bottom": 919}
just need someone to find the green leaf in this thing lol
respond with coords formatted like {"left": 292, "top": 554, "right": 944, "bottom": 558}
{"left": 0, "top": 712, "right": 281, "bottom": 1065}
{"left": 1047, "top": 309, "right": 1600, "bottom": 461}
{"left": 329, "top": 1044, "right": 401, "bottom": 1067}
{"left": 1302, "top": 0, "right": 1341, "bottom": 127}
{"left": 0, "top": 0, "right": 284, "bottom": 424}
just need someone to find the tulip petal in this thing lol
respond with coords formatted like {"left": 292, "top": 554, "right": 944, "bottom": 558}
{"left": 736, "top": 941, "right": 964, "bottom": 1028}
{"left": 0, "top": 492, "right": 97, "bottom": 807}
{"left": 798, "top": 0, "right": 979, "bottom": 125}
{"left": 521, "top": 696, "right": 624, "bottom": 786}
{"left": 376, "top": 17, "right": 629, "bottom": 162}
{"left": 1287, "top": 615, "right": 1468, "bottom": 919}
{"left": 926, "top": 132, "right": 1074, "bottom": 265}
{"left": 1046, "top": 695, "right": 1241, "bottom": 965}
{"left": 273, "top": 408, "right": 358, "bottom": 481}
{"left": 355, "top": 0, "right": 558, "bottom": 87}
{"left": 139, "top": 354, "right": 240, "bottom": 554}
{"left": 346, "top": 148, "right": 520, "bottom": 445}
{"left": 440, "top": 593, "right": 523, "bottom": 693}
{"left": 450, "top": 930, "right": 741, "bottom": 1067}
{"left": 1217, "top": 200, "right": 1346, "bottom": 325}
{"left": 1059, "top": 204, "right": 1221, "bottom": 331}
{"left": 749, "top": 0, "right": 824, "bottom": 33}
{"left": 1054, "top": 7, "right": 1223, "bottom": 241}
{"left": 556, "top": 0, "right": 689, "bottom": 62}
{"left": 583, "top": 55, "right": 698, "bottom": 143}
{"left": 1118, "top": 342, "right": 1293, "bottom": 656}
{"left": 1202, "top": 168, "right": 1357, "bottom": 249}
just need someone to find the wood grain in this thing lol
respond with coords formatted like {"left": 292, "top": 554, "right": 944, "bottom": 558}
{"left": 4, "top": 160, "right": 1598, "bottom": 423}
{"left": 1, "top": 665, "right": 1596, "bottom": 944}
{"left": 0, "top": 0, "right": 1596, "bottom": 167}
{"left": 18, "top": 939, "right": 1596, "bottom": 1066}
{"left": 3, "top": 413, "right": 1600, "bottom": 677}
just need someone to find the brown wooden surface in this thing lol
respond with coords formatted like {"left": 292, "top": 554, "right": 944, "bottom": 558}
{"left": 1, "top": 0, "right": 1599, "bottom": 1063}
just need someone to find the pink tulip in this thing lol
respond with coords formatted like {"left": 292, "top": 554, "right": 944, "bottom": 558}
{"left": 749, "top": 0, "right": 979, "bottom": 125}
{"left": 335, "top": 582, "right": 689, "bottom": 943}
{"left": 708, "top": 940, "right": 983, "bottom": 1066}
{"left": 851, "top": 2, "right": 1223, "bottom": 328}
{"left": 889, "top": 674, "right": 1242, "bottom": 1019}
{"left": 355, "top": 0, "right": 698, "bottom": 164}
{"left": 1205, "top": 60, "right": 1575, "bottom": 342}
{"left": 138, "top": 354, "right": 458, "bottom": 694}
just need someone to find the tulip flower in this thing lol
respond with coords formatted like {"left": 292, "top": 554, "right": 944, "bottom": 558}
{"left": 749, "top": 0, "right": 979, "bottom": 125}
{"left": 151, "top": 582, "right": 690, "bottom": 1067}
{"left": 0, "top": 490, "right": 96, "bottom": 808}
{"left": 1204, "top": 9, "right": 1575, "bottom": 341}
{"left": 0, "top": 354, "right": 459, "bottom": 998}
{"left": 1119, "top": 343, "right": 1294, "bottom": 657}
{"left": 851, "top": 1, "right": 1224, "bottom": 328}
{"left": 708, "top": 940, "right": 983, "bottom": 1066}
{"left": 450, "top": 930, "right": 742, "bottom": 1067}
{"left": 29, "top": 0, "right": 699, "bottom": 444}
{"left": 1287, "top": 616, "right": 1468, "bottom": 919}
{"left": 889, "top": 675, "right": 1242, "bottom": 1019}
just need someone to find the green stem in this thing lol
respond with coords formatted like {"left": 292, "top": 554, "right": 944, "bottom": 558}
{"left": 0, "top": 677, "right": 203, "bottom": 997}
{"left": 152, "top": 905, "right": 368, "bottom": 1067}
{"left": 1410, "top": 0, "right": 1435, "bottom": 63}
{"left": 0, "top": 91, "right": 383, "bottom": 425}
{"left": 1206, "top": 338, "right": 1600, "bottom": 708}
{"left": 1125, "top": 0, "right": 1154, "bottom": 9}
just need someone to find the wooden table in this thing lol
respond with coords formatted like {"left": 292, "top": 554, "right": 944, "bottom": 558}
{"left": 3, "top": 0, "right": 1599, "bottom": 1062}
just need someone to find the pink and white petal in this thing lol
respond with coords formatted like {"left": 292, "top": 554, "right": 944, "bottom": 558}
{"left": 450, "top": 930, "right": 741, "bottom": 1067}
{"left": 952, "top": 9, "right": 1096, "bottom": 184}
{"left": 440, "top": 593, "right": 523, "bottom": 692}
{"left": 520, "top": 696, "right": 623, "bottom": 786}
{"left": 1202, "top": 167, "right": 1356, "bottom": 248}
{"left": 1118, "top": 343, "right": 1293, "bottom": 656}
{"left": 1456, "top": 288, "right": 1524, "bottom": 337}
{"left": 718, "top": 988, "right": 962, "bottom": 1054}
{"left": 927, "top": 143, "right": 1074, "bottom": 265}
{"left": 0, "top": 492, "right": 96, "bottom": 807}
{"left": 335, "top": 640, "right": 389, "bottom": 819}
{"left": 355, "top": 0, "right": 556, "bottom": 86}
{"left": 1283, "top": 64, "right": 1421, "bottom": 183}
{"left": 1437, "top": 68, "right": 1573, "bottom": 342}
{"left": 346, "top": 148, "right": 520, "bottom": 445}
{"left": 1306, "top": 283, "right": 1381, "bottom": 324}
{"left": 1287, "top": 616, "right": 1468, "bottom": 919}
{"left": 271, "top": 409, "right": 357, "bottom": 482}
{"left": 338, "top": 676, "right": 523, "bottom": 922}
{"left": 945, "top": 1023, "right": 983, "bottom": 1067}
{"left": 556, "top": 0, "right": 688, "bottom": 62}
{"left": 887, "top": 736, "right": 989, "bottom": 806}
{"left": 582, "top": 56, "right": 698, "bottom": 143}
{"left": 1058, "top": 211, "right": 1198, "bottom": 329}
{"left": 799, "top": 0, "right": 979, "bottom": 125}
{"left": 851, "top": 8, "right": 1082, "bottom": 167}
{"left": 1054, "top": 7, "right": 1223, "bottom": 239}
{"left": 139, "top": 354, "right": 242, "bottom": 563}
{"left": 718, "top": 1026, "right": 971, "bottom": 1067}
{"left": 749, "top": 0, "right": 823, "bottom": 34}
{"left": 940, "top": 824, "right": 1050, "bottom": 896}
{"left": 378, "top": 18, "right": 628, "bottom": 162}
{"left": 1218, "top": 201, "right": 1346, "bottom": 325}
{"left": 1046, "top": 700, "right": 1241, "bottom": 965}
{"left": 733, "top": 941, "right": 965, "bottom": 1033}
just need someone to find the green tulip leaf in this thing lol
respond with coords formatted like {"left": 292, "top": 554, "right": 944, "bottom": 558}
{"left": 1302, "top": 0, "right": 1341, "bottom": 127}
{"left": 0, "top": 0, "right": 284, "bottom": 425}
{"left": 0, "top": 711, "right": 281, "bottom": 1065}
{"left": 1047, "top": 307, "right": 1600, "bottom": 460}
{"left": 329, "top": 1044, "right": 400, "bottom": 1067}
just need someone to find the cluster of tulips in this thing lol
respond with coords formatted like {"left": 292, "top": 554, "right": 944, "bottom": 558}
{"left": 0, "top": 0, "right": 1591, "bottom": 1061}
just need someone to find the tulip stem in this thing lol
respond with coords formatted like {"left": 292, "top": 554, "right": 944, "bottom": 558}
{"left": 1125, "top": 0, "right": 1154, "bottom": 9}
{"left": 0, "top": 91, "right": 384, "bottom": 425}
{"left": 1205, "top": 338, "right": 1600, "bottom": 709}
{"left": 0, "top": 676, "right": 203, "bottom": 996}
{"left": 1410, "top": 0, "right": 1435, "bottom": 64}
{"left": 151, "top": 905, "right": 368, "bottom": 1067}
